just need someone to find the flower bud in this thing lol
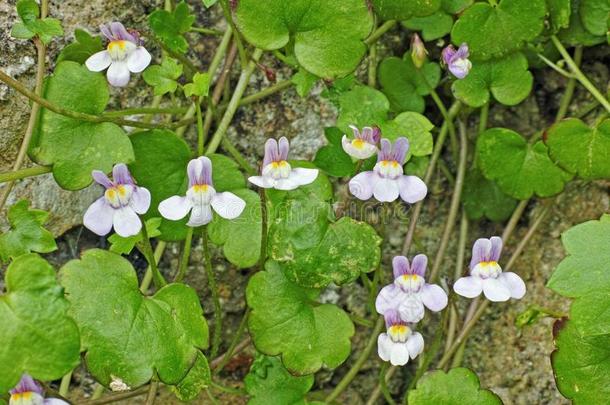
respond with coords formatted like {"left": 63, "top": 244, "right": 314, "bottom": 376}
{"left": 410, "top": 34, "right": 427, "bottom": 69}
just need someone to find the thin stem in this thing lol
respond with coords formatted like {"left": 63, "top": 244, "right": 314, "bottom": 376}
{"left": 368, "top": 42, "right": 377, "bottom": 88}
{"left": 429, "top": 120, "right": 468, "bottom": 283}
{"left": 537, "top": 53, "right": 575, "bottom": 78}
{"left": 140, "top": 223, "right": 167, "bottom": 289}
{"left": 0, "top": 165, "right": 52, "bottom": 183}
{"left": 206, "top": 389, "right": 221, "bottom": 405}
{"left": 214, "top": 308, "right": 250, "bottom": 373}
{"left": 325, "top": 317, "right": 385, "bottom": 403}
{"left": 59, "top": 371, "right": 72, "bottom": 397}
{"left": 196, "top": 98, "right": 205, "bottom": 155}
{"left": 437, "top": 302, "right": 488, "bottom": 369}
{"left": 151, "top": 36, "right": 198, "bottom": 79}
{"left": 78, "top": 386, "right": 149, "bottom": 405}
{"left": 91, "top": 385, "right": 105, "bottom": 400}
{"left": 210, "top": 337, "right": 251, "bottom": 369}
{"left": 144, "top": 381, "right": 158, "bottom": 405}
{"left": 140, "top": 241, "right": 167, "bottom": 293}
{"left": 551, "top": 35, "right": 610, "bottom": 113}
{"left": 0, "top": 70, "right": 193, "bottom": 130}
{"left": 175, "top": 227, "right": 194, "bottom": 282}
{"left": 220, "top": 0, "right": 248, "bottom": 67}
{"left": 190, "top": 26, "right": 224, "bottom": 36}
{"left": 402, "top": 102, "right": 461, "bottom": 255}
{"left": 365, "top": 20, "right": 397, "bottom": 46}
{"left": 210, "top": 381, "right": 247, "bottom": 396}
{"left": 103, "top": 106, "right": 188, "bottom": 117}
{"left": 258, "top": 188, "right": 268, "bottom": 270}
{"left": 237, "top": 80, "right": 293, "bottom": 108}
{"left": 203, "top": 226, "right": 222, "bottom": 358}
{"left": 479, "top": 102, "right": 489, "bottom": 134}
{"left": 221, "top": 137, "right": 257, "bottom": 175}
{"left": 205, "top": 48, "right": 264, "bottom": 154}
{"left": 424, "top": 71, "right": 458, "bottom": 161}
{"left": 379, "top": 363, "right": 397, "bottom": 405}
{"left": 0, "top": 35, "right": 46, "bottom": 212}
{"left": 444, "top": 213, "right": 468, "bottom": 352}
{"left": 501, "top": 199, "right": 528, "bottom": 244}
{"left": 366, "top": 366, "right": 397, "bottom": 405}
{"left": 556, "top": 46, "right": 583, "bottom": 121}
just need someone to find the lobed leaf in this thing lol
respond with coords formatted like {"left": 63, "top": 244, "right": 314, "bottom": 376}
{"left": 143, "top": 58, "right": 184, "bottom": 96}
{"left": 57, "top": 29, "right": 104, "bottom": 64}
{"left": 148, "top": 1, "right": 195, "bottom": 54}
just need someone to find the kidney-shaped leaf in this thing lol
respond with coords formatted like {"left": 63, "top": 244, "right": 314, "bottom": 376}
{"left": 462, "top": 168, "right": 517, "bottom": 222}
{"left": 29, "top": 61, "right": 133, "bottom": 190}
{"left": 371, "top": 0, "right": 441, "bottom": 20}
{"left": 408, "top": 367, "right": 502, "bottom": 404}
{"left": 246, "top": 261, "right": 354, "bottom": 375}
{"left": 477, "top": 128, "right": 571, "bottom": 199}
{"left": 60, "top": 249, "right": 208, "bottom": 389}
{"left": 451, "top": 0, "right": 547, "bottom": 60}
{"left": 0, "top": 254, "right": 80, "bottom": 392}
{"left": 452, "top": 52, "right": 533, "bottom": 108}
{"left": 547, "top": 214, "right": 610, "bottom": 298}
{"left": 234, "top": 0, "right": 373, "bottom": 78}
{"left": 546, "top": 118, "right": 610, "bottom": 180}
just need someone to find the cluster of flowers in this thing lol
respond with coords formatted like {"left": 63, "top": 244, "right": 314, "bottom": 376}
{"left": 83, "top": 137, "right": 318, "bottom": 237}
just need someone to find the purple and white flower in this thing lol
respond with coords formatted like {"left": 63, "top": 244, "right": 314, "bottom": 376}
{"left": 377, "top": 309, "right": 424, "bottom": 366}
{"left": 159, "top": 156, "right": 246, "bottom": 227}
{"left": 9, "top": 374, "right": 68, "bottom": 405}
{"left": 442, "top": 43, "right": 472, "bottom": 79}
{"left": 85, "top": 22, "right": 151, "bottom": 87}
{"left": 453, "top": 236, "right": 526, "bottom": 302}
{"left": 348, "top": 137, "right": 427, "bottom": 203}
{"left": 342, "top": 125, "right": 380, "bottom": 159}
{"left": 376, "top": 254, "right": 448, "bottom": 323}
{"left": 83, "top": 164, "right": 151, "bottom": 238}
{"left": 248, "top": 137, "right": 318, "bottom": 190}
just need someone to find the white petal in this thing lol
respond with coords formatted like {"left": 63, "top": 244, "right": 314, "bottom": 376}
{"left": 373, "top": 177, "right": 400, "bottom": 202}
{"left": 498, "top": 272, "right": 526, "bottom": 299}
{"left": 398, "top": 295, "right": 425, "bottom": 323}
{"left": 83, "top": 197, "right": 114, "bottom": 236}
{"left": 290, "top": 167, "right": 318, "bottom": 186}
{"left": 349, "top": 171, "right": 376, "bottom": 200}
{"left": 85, "top": 50, "right": 112, "bottom": 72}
{"left": 406, "top": 332, "right": 424, "bottom": 359}
{"left": 389, "top": 342, "right": 410, "bottom": 366}
{"left": 113, "top": 207, "right": 142, "bottom": 237}
{"left": 274, "top": 177, "right": 300, "bottom": 190}
{"left": 158, "top": 195, "right": 193, "bottom": 220}
{"left": 420, "top": 284, "right": 448, "bottom": 312}
{"left": 342, "top": 136, "right": 377, "bottom": 159}
{"left": 127, "top": 46, "right": 152, "bottom": 73}
{"left": 398, "top": 175, "right": 427, "bottom": 203}
{"left": 482, "top": 277, "right": 511, "bottom": 302}
{"left": 211, "top": 192, "right": 246, "bottom": 219}
{"left": 248, "top": 175, "right": 275, "bottom": 189}
{"left": 187, "top": 203, "right": 213, "bottom": 227}
{"left": 130, "top": 187, "right": 151, "bottom": 214}
{"left": 377, "top": 333, "right": 392, "bottom": 362}
{"left": 107, "top": 61, "right": 131, "bottom": 87}
{"left": 44, "top": 399, "right": 71, "bottom": 405}
{"left": 453, "top": 276, "right": 483, "bottom": 298}
{"left": 375, "top": 284, "right": 407, "bottom": 315}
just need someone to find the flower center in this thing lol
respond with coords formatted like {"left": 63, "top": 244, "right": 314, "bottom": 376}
{"left": 374, "top": 160, "right": 403, "bottom": 179}
{"left": 187, "top": 184, "right": 215, "bottom": 205}
{"left": 472, "top": 261, "right": 502, "bottom": 279}
{"left": 351, "top": 139, "right": 366, "bottom": 149}
{"left": 263, "top": 160, "right": 291, "bottom": 179}
{"left": 388, "top": 324, "right": 411, "bottom": 343}
{"left": 105, "top": 184, "right": 133, "bottom": 208}
{"left": 395, "top": 274, "right": 425, "bottom": 293}
{"left": 10, "top": 391, "right": 43, "bottom": 404}
{"left": 452, "top": 57, "right": 472, "bottom": 71}
{"left": 107, "top": 40, "right": 135, "bottom": 60}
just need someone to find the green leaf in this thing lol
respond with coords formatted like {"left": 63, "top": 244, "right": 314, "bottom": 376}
{"left": 452, "top": 52, "right": 533, "bottom": 108}
{"left": 552, "top": 318, "right": 610, "bottom": 404}
{"left": 313, "top": 127, "right": 355, "bottom": 177}
{"left": 546, "top": 118, "right": 610, "bottom": 180}
{"left": 579, "top": 0, "right": 610, "bottom": 36}
{"left": 336, "top": 85, "right": 390, "bottom": 131}
{"left": 378, "top": 56, "right": 441, "bottom": 113}
{"left": 60, "top": 249, "right": 208, "bottom": 388}
{"left": 443, "top": 0, "right": 474, "bottom": 14}
{"left": 408, "top": 367, "right": 502, "bottom": 404}
{"left": 379, "top": 112, "right": 434, "bottom": 157}
{"left": 0, "top": 254, "right": 80, "bottom": 392}
{"left": 234, "top": 0, "right": 374, "bottom": 78}
{"left": 108, "top": 218, "right": 162, "bottom": 255}
{"left": 202, "top": 0, "right": 218, "bottom": 7}
{"left": 0, "top": 200, "right": 56, "bottom": 263}
{"left": 570, "top": 290, "right": 610, "bottom": 337}
{"left": 405, "top": 155, "right": 429, "bottom": 179}
{"left": 208, "top": 188, "right": 261, "bottom": 268}
{"left": 12, "top": 0, "right": 63, "bottom": 44}
{"left": 547, "top": 215, "right": 610, "bottom": 298}
{"left": 558, "top": 0, "right": 606, "bottom": 46}
{"left": 245, "top": 354, "right": 314, "bottom": 405}
{"left": 29, "top": 61, "right": 133, "bottom": 190}
{"left": 291, "top": 69, "right": 319, "bottom": 97}
{"left": 246, "top": 261, "right": 354, "bottom": 375}
{"left": 371, "top": 0, "right": 441, "bottom": 20}
{"left": 451, "top": 0, "right": 547, "bottom": 60}
{"left": 170, "top": 352, "right": 211, "bottom": 401}
{"left": 148, "top": 1, "right": 195, "bottom": 54}
{"left": 143, "top": 58, "right": 183, "bottom": 96}
{"left": 274, "top": 217, "right": 382, "bottom": 288}
{"left": 546, "top": 0, "right": 572, "bottom": 32}
{"left": 57, "top": 29, "right": 104, "bottom": 64}
{"left": 476, "top": 128, "right": 571, "bottom": 199}
{"left": 403, "top": 11, "right": 455, "bottom": 41}
{"left": 462, "top": 168, "right": 517, "bottom": 222}
{"left": 183, "top": 72, "right": 211, "bottom": 98}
